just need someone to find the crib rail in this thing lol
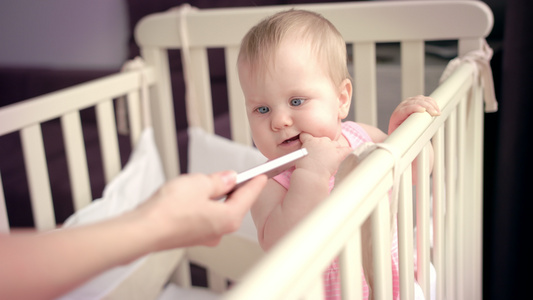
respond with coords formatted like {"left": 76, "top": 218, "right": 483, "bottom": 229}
{"left": 0, "top": 68, "right": 156, "bottom": 231}
{"left": 224, "top": 61, "right": 484, "bottom": 299}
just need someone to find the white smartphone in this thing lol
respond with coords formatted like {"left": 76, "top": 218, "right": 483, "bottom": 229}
{"left": 233, "top": 148, "right": 308, "bottom": 190}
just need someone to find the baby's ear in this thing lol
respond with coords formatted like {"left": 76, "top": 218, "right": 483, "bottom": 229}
{"left": 338, "top": 79, "right": 352, "bottom": 119}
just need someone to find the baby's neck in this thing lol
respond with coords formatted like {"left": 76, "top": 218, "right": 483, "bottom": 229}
{"left": 338, "top": 131, "right": 351, "bottom": 149}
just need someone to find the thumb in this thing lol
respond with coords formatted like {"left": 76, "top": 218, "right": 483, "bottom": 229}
{"left": 207, "top": 171, "right": 237, "bottom": 199}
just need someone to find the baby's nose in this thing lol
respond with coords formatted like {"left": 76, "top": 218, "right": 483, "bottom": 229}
{"left": 271, "top": 111, "right": 293, "bottom": 130}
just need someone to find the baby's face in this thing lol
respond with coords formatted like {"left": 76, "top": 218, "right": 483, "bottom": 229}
{"left": 238, "top": 39, "right": 350, "bottom": 160}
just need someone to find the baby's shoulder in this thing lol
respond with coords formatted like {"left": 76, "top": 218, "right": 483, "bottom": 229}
{"left": 342, "top": 121, "right": 374, "bottom": 146}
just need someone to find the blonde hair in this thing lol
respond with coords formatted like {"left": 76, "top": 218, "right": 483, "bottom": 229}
{"left": 238, "top": 9, "right": 351, "bottom": 87}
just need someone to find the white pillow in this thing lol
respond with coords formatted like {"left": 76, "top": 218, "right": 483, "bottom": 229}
{"left": 188, "top": 126, "right": 266, "bottom": 174}
{"left": 58, "top": 128, "right": 165, "bottom": 299}
{"left": 63, "top": 128, "right": 165, "bottom": 227}
{"left": 187, "top": 126, "right": 266, "bottom": 242}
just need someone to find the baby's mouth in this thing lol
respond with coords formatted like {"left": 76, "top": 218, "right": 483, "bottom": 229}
{"left": 282, "top": 134, "right": 300, "bottom": 144}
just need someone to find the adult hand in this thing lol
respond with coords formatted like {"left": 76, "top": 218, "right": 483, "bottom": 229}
{"left": 138, "top": 171, "right": 268, "bottom": 250}
{"left": 0, "top": 171, "right": 266, "bottom": 300}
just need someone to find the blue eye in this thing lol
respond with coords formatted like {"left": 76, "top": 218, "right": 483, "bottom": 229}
{"left": 256, "top": 106, "right": 270, "bottom": 114}
{"left": 290, "top": 98, "right": 304, "bottom": 106}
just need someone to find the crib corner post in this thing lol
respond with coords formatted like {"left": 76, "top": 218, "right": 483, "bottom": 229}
{"left": 461, "top": 78, "right": 485, "bottom": 300}
{"left": 140, "top": 47, "right": 180, "bottom": 178}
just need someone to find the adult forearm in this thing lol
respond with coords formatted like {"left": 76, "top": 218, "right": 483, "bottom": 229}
{"left": 0, "top": 211, "right": 155, "bottom": 299}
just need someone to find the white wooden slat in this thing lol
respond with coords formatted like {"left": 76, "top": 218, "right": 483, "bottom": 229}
{"left": 0, "top": 172, "right": 9, "bottom": 233}
{"left": 445, "top": 109, "right": 457, "bottom": 300}
{"left": 432, "top": 126, "right": 446, "bottom": 300}
{"left": 126, "top": 91, "right": 143, "bottom": 148}
{"left": 371, "top": 196, "right": 393, "bottom": 300}
{"left": 465, "top": 83, "right": 484, "bottom": 300}
{"left": 0, "top": 70, "right": 156, "bottom": 137}
{"left": 401, "top": 40, "right": 425, "bottom": 99}
{"left": 397, "top": 167, "right": 414, "bottom": 300}
{"left": 61, "top": 111, "right": 92, "bottom": 211}
{"left": 416, "top": 144, "right": 431, "bottom": 298}
{"left": 95, "top": 99, "right": 121, "bottom": 183}
{"left": 340, "top": 230, "right": 363, "bottom": 300}
{"left": 225, "top": 46, "right": 252, "bottom": 146}
{"left": 353, "top": 42, "right": 378, "bottom": 127}
{"left": 20, "top": 125, "right": 55, "bottom": 231}
{"left": 456, "top": 95, "right": 467, "bottom": 300}
{"left": 141, "top": 47, "right": 180, "bottom": 178}
{"left": 189, "top": 47, "right": 215, "bottom": 133}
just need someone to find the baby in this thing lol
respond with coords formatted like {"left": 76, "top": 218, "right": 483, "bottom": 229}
{"left": 237, "top": 9, "right": 439, "bottom": 299}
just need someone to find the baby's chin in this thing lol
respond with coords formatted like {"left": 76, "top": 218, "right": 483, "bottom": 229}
{"left": 257, "top": 139, "right": 303, "bottom": 160}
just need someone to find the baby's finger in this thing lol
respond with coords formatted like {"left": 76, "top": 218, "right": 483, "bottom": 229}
{"left": 416, "top": 96, "right": 440, "bottom": 115}
{"left": 419, "top": 97, "right": 440, "bottom": 116}
{"left": 299, "top": 132, "right": 313, "bottom": 143}
{"left": 403, "top": 96, "right": 440, "bottom": 116}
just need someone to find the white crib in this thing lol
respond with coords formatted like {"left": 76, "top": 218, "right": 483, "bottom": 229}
{"left": 0, "top": 1, "right": 495, "bottom": 299}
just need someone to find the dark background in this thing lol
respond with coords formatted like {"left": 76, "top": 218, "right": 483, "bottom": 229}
{"left": 481, "top": 0, "right": 532, "bottom": 298}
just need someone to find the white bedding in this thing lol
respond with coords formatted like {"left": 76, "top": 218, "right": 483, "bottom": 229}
{"left": 57, "top": 126, "right": 266, "bottom": 299}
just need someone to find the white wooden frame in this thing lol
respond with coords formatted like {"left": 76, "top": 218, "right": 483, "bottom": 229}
{"left": 225, "top": 62, "right": 487, "bottom": 300}
{"left": 0, "top": 69, "right": 156, "bottom": 231}
{"left": 0, "top": 1, "right": 494, "bottom": 299}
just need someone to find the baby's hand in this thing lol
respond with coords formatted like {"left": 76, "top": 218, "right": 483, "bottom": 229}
{"left": 297, "top": 133, "right": 352, "bottom": 178}
{"left": 388, "top": 95, "right": 440, "bottom": 134}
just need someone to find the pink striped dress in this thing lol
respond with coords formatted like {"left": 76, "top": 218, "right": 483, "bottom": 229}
{"left": 273, "top": 121, "right": 400, "bottom": 300}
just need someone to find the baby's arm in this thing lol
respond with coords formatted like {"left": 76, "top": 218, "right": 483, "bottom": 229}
{"left": 388, "top": 95, "right": 440, "bottom": 135}
{"left": 251, "top": 133, "right": 351, "bottom": 251}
